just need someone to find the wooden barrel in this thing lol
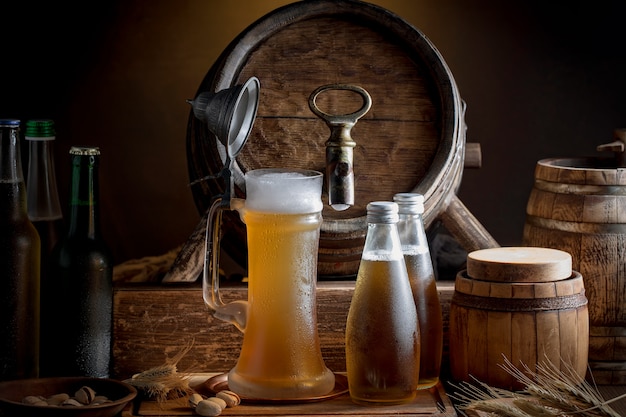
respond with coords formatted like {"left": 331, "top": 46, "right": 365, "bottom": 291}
{"left": 523, "top": 157, "right": 626, "bottom": 382}
{"left": 186, "top": 0, "right": 497, "bottom": 278}
{"left": 449, "top": 247, "right": 589, "bottom": 390}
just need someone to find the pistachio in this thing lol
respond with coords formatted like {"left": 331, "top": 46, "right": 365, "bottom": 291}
{"left": 74, "top": 386, "right": 96, "bottom": 405}
{"left": 188, "top": 393, "right": 204, "bottom": 409}
{"left": 195, "top": 399, "right": 222, "bottom": 416}
{"left": 216, "top": 390, "right": 240, "bottom": 407}
{"left": 206, "top": 396, "right": 227, "bottom": 410}
{"left": 22, "top": 395, "right": 46, "bottom": 406}
{"left": 92, "top": 395, "right": 112, "bottom": 405}
{"left": 62, "top": 398, "right": 83, "bottom": 407}
{"left": 46, "top": 393, "right": 70, "bottom": 406}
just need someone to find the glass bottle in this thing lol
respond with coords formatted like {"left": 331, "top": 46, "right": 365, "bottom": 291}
{"left": 0, "top": 119, "right": 41, "bottom": 380}
{"left": 345, "top": 201, "right": 420, "bottom": 405}
{"left": 394, "top": 193, "right": 443, "bottom": 389}
{"left": 25, "top": 119, "right": 64, "bottom": 289}
{"left": 43, "top": 146, "right": 113, "bottom": 378}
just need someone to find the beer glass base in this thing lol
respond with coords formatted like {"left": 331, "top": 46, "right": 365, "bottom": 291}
{"left": 227, "top": 368, "right": 335, "bottom": 400}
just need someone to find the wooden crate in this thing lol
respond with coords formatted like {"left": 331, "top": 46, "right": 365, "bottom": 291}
{"left": 112, "top": 281, "right": 454, "bottom": 380}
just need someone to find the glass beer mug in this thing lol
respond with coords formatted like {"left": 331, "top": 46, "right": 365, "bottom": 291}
{"left": 203, "top": 168, "right": 335, "bottom": 400}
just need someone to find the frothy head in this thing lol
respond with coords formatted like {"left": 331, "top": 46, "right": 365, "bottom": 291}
{"left": 245, "top": 168, "right": 323, "bottom": 213}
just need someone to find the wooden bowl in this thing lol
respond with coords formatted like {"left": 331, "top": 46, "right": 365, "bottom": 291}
{"left": 0, "top": 377, "right": 137, "bottom": 417}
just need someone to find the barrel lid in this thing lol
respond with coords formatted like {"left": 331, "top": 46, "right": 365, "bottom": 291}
{"left": 467, "top": 247, "right": 572, "bottom": 283}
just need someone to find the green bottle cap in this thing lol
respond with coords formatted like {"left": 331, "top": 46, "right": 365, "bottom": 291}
{"left": 25, "top": 119, "right": 56, "bottom": 140}
{"left": 70, "top": 146, "right": 100, "bottom": 156}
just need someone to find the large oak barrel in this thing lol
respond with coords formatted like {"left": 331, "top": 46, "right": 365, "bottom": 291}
{"left": 449, "top": 247, "right": 589, "bottom": 390}
{"left": 523, "top": 157, "right": 626, "bottom": 383}
{"left": 186, "top": 0, "right": 497, "bottom": 278}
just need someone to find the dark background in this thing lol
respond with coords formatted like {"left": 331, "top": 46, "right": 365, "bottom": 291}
{"left": 2, "top": 0, "right": 626, "bottom": 269}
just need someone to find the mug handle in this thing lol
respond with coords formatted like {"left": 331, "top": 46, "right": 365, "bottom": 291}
{"left": 203, "top": 197, "right": 248, "bottom": 332}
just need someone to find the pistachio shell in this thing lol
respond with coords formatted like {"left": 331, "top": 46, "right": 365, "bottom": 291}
{"left": 207, "top": 396, "right": 227, "bottom": 410}
{"left": 216, "top": 390, "right": 241, "bottom": 407}
{"left": 46, "top": 393, "right": 70, "bottom": 406}
{"left": 74, "top": 386, "right": 96, "bottom": 405}
{"left": 22, "top": 395, "right": 45, "bottom": 405}
{"left": 92, "top": 395, "right": 112, "bottom": 405}
{"left": 195, "top": 399, "right": 222, "bottom": 416}
{"left": 62, "top": 398, "right": 83, "bottom": 407}
{"left": 188, "top": 393, "right": 204, "bottom": 409}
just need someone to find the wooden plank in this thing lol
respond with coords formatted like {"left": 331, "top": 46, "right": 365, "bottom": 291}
{"left": 112, "top": 281, "right": 455, "bottom": 381}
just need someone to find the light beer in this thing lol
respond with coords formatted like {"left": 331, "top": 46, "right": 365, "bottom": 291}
{"left": 226, "top": 169, "right": 335, "bottom": 399}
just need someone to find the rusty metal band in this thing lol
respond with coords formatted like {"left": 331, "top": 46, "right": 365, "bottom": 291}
{"left": 525, "top": 215, "right": 626, "bottom": 234}
{"left": 533, "top": 179, "right": 626, "bottom": 195}
{"left": 451, "top": 291, "right": 588, "bottom": 312}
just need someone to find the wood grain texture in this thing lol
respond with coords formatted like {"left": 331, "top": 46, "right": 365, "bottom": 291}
{"left": 184, "top": 0, "right": 494, "bottom": 278}
{"left": 523, "top": 157, "right": 626, "bottom": 378}
{"left": 112, "top": 281, "right": 455, "bottom": 382}
{"left": 449, "top": 271, "right": 588, "bottom": 391}
{"left": 466, "top": 247, "right": 571, "bottom": 283}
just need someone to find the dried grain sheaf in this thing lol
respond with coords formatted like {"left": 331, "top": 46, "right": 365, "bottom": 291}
{"left": 450, "top": 355, "right": 625, "bottom": 417}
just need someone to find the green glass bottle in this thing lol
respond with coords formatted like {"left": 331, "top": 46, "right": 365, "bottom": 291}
{"left": 43, "top": 146, "right": 113, "bottom": 378}
{"left": 0, "top": 119, "right": 41, "bottom": 380}
{"left": 25, "top": 119, "right": 64, "bottom": 298}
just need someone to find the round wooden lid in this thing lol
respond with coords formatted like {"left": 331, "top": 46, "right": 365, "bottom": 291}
{"left": 466, "top": 247, "right": 572, "bottom": 283}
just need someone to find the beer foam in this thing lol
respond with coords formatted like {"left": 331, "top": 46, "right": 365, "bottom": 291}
{"left": 245, "top": 169, "right": 323, "bottom": 213}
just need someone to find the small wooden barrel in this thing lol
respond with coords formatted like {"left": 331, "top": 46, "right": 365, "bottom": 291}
{"left": 449, "top": 247, "right": 589, "bottom": 390}
{"left": 186, "top": 0, "right": 497, "bottom": 278}
{"left": 523, "top": 157, "right": 626, "bottom": 380}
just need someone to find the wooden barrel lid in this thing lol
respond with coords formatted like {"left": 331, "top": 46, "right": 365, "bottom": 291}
{"left": 466, "top": 247, "right": 572, "bottom": 283}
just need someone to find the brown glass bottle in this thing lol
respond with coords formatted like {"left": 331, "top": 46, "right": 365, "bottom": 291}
{"left": 42, "top": 146, "right": 113, "bottom": 378}
{"left": 0, "top": 119, "right": 41, "bottom": 380}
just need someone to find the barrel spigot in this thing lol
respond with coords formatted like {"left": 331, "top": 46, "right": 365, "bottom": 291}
{"left": 309, "top": 84, "right": 371, "bottom": 211}
{"left": 597, "top": 128, "right": 626, "bottom": 167}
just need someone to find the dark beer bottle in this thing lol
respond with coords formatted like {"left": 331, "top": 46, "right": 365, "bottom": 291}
{"left": 43, "top": 146, "right": 113, "bottom": 378}
{"left": 0, "top": 119, "right": 41, "bottom": 380}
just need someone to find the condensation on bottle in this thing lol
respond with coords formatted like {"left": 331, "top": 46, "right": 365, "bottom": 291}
{"left": 0, "top": 119, "right": 41, "bottom": 380}
{"left": 394, "top": 193, "right": 443, "bottom": 389}
{"left": 345, "top": 201, "right": 420, "bottom": 406}
{"left": 43, "top": 146, "right": 113, "bottom": 378}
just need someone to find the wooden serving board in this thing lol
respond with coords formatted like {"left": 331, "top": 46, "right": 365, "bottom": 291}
{"left": 125, "top": 374, "right": 457, "bottom": 416}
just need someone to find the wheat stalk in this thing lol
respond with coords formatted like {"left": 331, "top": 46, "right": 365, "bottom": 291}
{"left": 450, "top": 355, "right": 623, "bottom": 417}
{"left": 125, "top": 338, "right": 195, "bottom": 402}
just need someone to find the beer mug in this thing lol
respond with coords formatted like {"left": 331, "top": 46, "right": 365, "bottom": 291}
{"left": 203, "top": 168, "right": 335, "bottom": 400}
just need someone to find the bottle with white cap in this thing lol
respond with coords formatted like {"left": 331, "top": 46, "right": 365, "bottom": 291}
{"left": 345, "top": 201, "right": 420, "bottom": 405}
{"left": 394, "top": 193, "right": 443, "bottom": 389}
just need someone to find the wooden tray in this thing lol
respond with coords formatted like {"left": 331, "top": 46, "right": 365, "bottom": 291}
{"left": 126, "top": 374, "right": 457, "bottom": 416}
